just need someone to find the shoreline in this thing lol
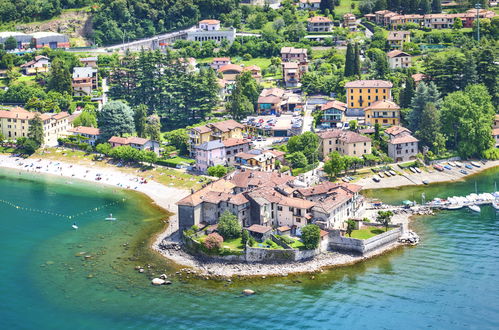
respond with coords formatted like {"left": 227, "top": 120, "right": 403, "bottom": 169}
{"left": 2, "top": 153, "right": 496, "bottom": 278}
{"left": 356, "top": 161, "right": 499, "bottom": 190}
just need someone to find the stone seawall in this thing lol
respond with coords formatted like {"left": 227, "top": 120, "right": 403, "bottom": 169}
{"left": 328, "top": 226, "right": 402, "bottom": 255}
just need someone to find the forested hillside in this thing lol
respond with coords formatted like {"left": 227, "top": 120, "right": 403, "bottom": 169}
{"left": 0, "top": 0, "right": 91, "bottom": 23}
{"left": 0, "top": 0, "right": 239, "bottom": 46}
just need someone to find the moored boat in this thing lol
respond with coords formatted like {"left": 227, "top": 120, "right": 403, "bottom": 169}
{"left": 471, "top": 162, "right": 481, "bottom": 168}
{"left": 468, "top": 205, "right": 481, "bottom": 212}
{"left": 415, "top": 167, "right": 421, "bottom": 173}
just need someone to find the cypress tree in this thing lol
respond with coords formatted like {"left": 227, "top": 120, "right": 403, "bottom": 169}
{"left": 344, "top": 43, "right": 354, "bottom": 77}
{"left": 400, "top": 75, "right": 415, "bottom": 108}
{"left": 28, "top": 113, "right": 44, "bottom": 147}
{"left": 320, "top": 0, "right": 334, "bottom": 13}
{"left": 134, "top": 104, "right": 148, "bottom": 137}
{"left": 353, "top": 43, "right": 361, "bottom": 77}
{"left": 47, "top": 57, "right": 72, "bottom": 95}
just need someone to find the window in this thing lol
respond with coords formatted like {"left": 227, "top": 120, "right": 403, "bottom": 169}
{"left": 289, "top": 207, "right": 293, "bottom": 212}
{"left": 277, "top": 206, "right": 282, "bottom": 211}
{"left": 296, "top": 218, "right": 301, "bottom": 223}
{"left": 367, "top": 89, "right": 370, "bottom": 93}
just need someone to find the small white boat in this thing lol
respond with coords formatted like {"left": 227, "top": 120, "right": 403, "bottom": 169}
{"left": 415, "top": 167, "right": 422, "bottom": 173}
{"left": 454, "top": 162, "right": 463, "bottom": 168}
{"left": 105, "top": 213, "right": 117, "bottom": 221}
{"left": 447, "top": 204, "right": 463, "bottom": 210}
{"left": 410, "top": 167, "right": 417, "bottom": 173}
{"left": 493, "top": 200, "right": 499, "bottom": 210}
{"left": 468, "top": 205, "right": 481, "bottom": 213}
{"left": 72, "top": 223, "right": 78, "bottom": 230}
{"left": 389, "top": 170, "right": 396, "bottom": 176}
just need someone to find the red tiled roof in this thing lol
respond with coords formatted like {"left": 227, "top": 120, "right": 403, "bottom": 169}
{"left": 229, "top": 170, "right": 294, "bottom": 189}
{"left": 222, "top": 138, "right": 250, "bottom": 147}
{"left": 247, "top": 224, "right": 272, "bottom": 234}
{"left": 364, "top": 100, "right": 400, "bottom": 110}
{"left": 199, "top": 19, "right": 220, "bottom": 24}
{"left": 385, "top": 126, "right": 410, "bottom": 136}
{"left": 390, "top": 135, "right": 419, "bottom": 144}
{"left": 213, "top": 57, "right": 230, "bottom": 62}
{"left": 108, "top": 136, "right": 128, "bottom": 144}
{"left": 318, "top": 129, "right": 371, "bottom": 144}
{"left": 210, "top": 119, "right": 245, "bottom": 132}
{"left": 69, "top": 126, "right": 100, "bottom": 136}
{"left": 128, "top": 137, "right": 149, "bottom": 145}
{"left": 321, "top": 100, "right": 346, "bottom": 112}
{"left": 258, "top": 95, "right": 281, "bottom": 104}
{"left": 176, "top": 179, "right": 236, "bottom": 206}
{"left": 218, "top": 64, "right": 243, "bottom": 73}
{"left": 344, "top": 80, "right": 393, "bottom": 88}
{"left": 387, "top": 50, "right": 410, "bottom": 58}
{"left": 412, "top": 73, "right": 426, "bottom": 82}
{"left": 308, "top": 16, "right": 332, "bottom": 23}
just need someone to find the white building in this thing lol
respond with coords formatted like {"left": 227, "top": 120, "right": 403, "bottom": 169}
{"left": 385, "top": 126, "right": 419, "bottom": 162}
{"left": 387, "top": 50, "right": 412, "bottom": 69}
{"left": 186, "top": 20, "right": 236, "bottom": 43}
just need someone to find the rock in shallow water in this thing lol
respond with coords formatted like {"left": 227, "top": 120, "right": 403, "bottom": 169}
{"left": 242, "top": 289, "right": 255, "bottom": 295}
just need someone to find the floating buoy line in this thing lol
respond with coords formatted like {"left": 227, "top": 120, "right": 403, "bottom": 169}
{"left": 0, "top": 198, "right": 127, "bottom": 220}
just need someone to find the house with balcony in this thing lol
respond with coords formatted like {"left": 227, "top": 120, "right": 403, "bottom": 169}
{"left": 72, "top": 67, "right": 98, "bottom": 97}
{"left": 364, "top": 100, "right": 401, "bottom": 126}
{"left": 242, "top": 65, "right": 262, "bottom": 82}
{"left": 211, "top": 57, "right": 231, "bottom": 70}
{"left": 385, "top": 126, "right": 419, "bottom": 162}
{"left": 80, "top": 57, "right": 98, "bottom": 68}
{"left": 194, "top": 140, "right": 226, "bottom": 173}
{"left": 493, "top": 115, "right": 499, "bottom": 148}
{"left": 68, "top": 126, "right": 101, "bottom": 146}
{"left": 343, "top": 13, "right": 358, "bottom": 31}
{"left": 320, "top": 100, "right": 347, "bottom": 129}
{"left": 108, "top": 136, "right": 160, "bottom": 154}
{"left": 387, "top": 31, "right": 411, "bottom": 49}
{"left": 234, "top": 149, "right": 278, "bottom": 172}
{"left": 387, "top": 50, "right": 412, "bottom": 69}
{"left": 223, "top": 138, "right": 252, "bottom": 165}
{"left": 307, "top": 16, "right": 333, "bottom": 32}
{"left": 188, "top": 119, "right": 245, "bottom": 155}
{"left": 218, "top": 64, "right": 243, "bottom": 82}
{"left": 318, "top": 129, "right": 372, "bottom": 158}
{"left": 20, "top": 56, "right": 50, "bottom": 75}
{"left": 345, "top": 80, "right": 393, "bottom": 116}
{"left": 281, "top": 47, "right": 308, "bottom": 63}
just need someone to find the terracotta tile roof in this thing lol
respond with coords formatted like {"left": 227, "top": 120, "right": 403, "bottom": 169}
{"left": 243, "top": 65, "right": 261, "bottom": 72}
{"left": 296, "top": 182, "right": 362, "bottom": 197}
{"left": 277, "top": 225, "right": 291, "bottom": 232}
{"left": 213, "top": 57, "right": 230, "bottom": 62}
{"left": 20, "top": 55, "right": 49, "bottom": 68}
{"left": 228, "top": 170, "right": 294, "bottom": 189}
{"left": 387, "top": 50, "right": 410, "bottom": 58}
{"left": 249, "top": 187, "right": 315, "bottom": 209}
{"left": 199, "top": 19, "right": 220, "bottom": 24}
{"left": 387, "top": 31, "right": 410, "bottom": 41}
{"left": 210, "top": 119, "right": 245, "bottom": 132}
{"left": 359, "top": 128, "right": 375, "bottom": 134}
{"left": 128, "top": 137, "right": 149, "bottom": 145}
{"left": 313, "top": 188, "right": 354, "bottom": 214}
{"left": 193, "top": 125, "right": 212, "bottom": 134}
{"left": 202, "top": 191, "right": 249, "bottom": 205}
{"left": 282, "top": 62, "right": 299, "bottom": 69}
{"left": 385, "top": 126, "right": 410, "bottom": 136}
{"left": 390, "top": 135, "right": 419, "bottom": 144}
{"left": 247, "top": 224, "right": 272, "bottom": 234}
{"left": 318, "top": 129, "right": 371, "bottom": 144}
{"left": 53, "top": 112, "right": 69, "bottom": 120}
{"left": 218, "top": 64, "right": 243, "bottom": 73}
{"left": 320, "top": 229, "right": 329, "bottom": 237}
{"left": 281, "top": 47, "right": 307, "bottom": 55}
{"left": 344, "top": 80, "right": 393, "bottom": 88}
{"left": 364, "top": 100, "right": 400, "bottom": 110}
{"left": 412, "top": 73, "right": 427, "bottom": 82}
{"left": 267, "top": 150, "right": 285, "bottom": 158}
{"left": 69, "top": 126, "right": 100, "bottom": 136}
{"left": 308, "top": 16, "right": 332, "bottom": 23}
{"left": 260, "top": 87, "right": 285, "bottom": 98}
{"left": 108, "top": 136, "right": 128, "bottom": 144}
{"left": 0, "top": 107, "right": 34, "bottom": 120}
{"left": 258, "top": 95, "right": 281, "bottom": 104}
{"left": 176, "top": 179, "right": 236, "bottom": 206}
{"left": 222, "top": 138, "right": 251, "bottom": 147}
{"left": 321, "top": 100, "right": 346, "bottom": 112}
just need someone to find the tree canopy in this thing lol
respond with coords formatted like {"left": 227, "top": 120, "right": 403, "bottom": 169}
{"left": 98, "top": 100, "right": 135, "bottom": 140}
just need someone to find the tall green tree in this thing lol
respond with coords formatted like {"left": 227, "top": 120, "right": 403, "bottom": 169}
{"left": 399, "top": 75, "right": 415, "bottom": 108}
{"left": 475, "top": 45, "right": 498, "bottom": 106}
{"left": 408, "top": 82, "right": 440, "bottom": 133}
{"left": 301, "top": 224, "right": 321, "bottom": 250}
{"left": 420, "top": 0, "right": 431, "bottom": 14}
{"left": 217, "top": 210, "right": 241, "bottom": 239}
{"left": 323, "top": 151, "right": 345, "bottom": 179}
{"left": 134, "top": 104, "right": 148, "bottom": 138}
{"left": 98, "top": 100, "right": 135, "bottom": 140}
{"left": 73, "top": 111, "right": 97, "bottom": 128}
{"left": 47, "top": 57, "right": 72, "bottom": 95}
{"left": 287, "top": 131, "right": 320, "bottom": 164}
{"left": 376, "top": 210, "right": 393, "bottom": 232}
{"left": 28, "top": 113, "right": 44, "bottom": 147}
{"left": 344, "top": 43, "right": 354, "bottom": 77}
{"left": 353, "top": 43, "right": 361, "bottom": 77}
{"left": 440, "top": 84, "right": 495, "bottom": 158}
{"left": 145, "top": 114, "right": 161, "bottom": 141}
{"left": 431, "top": 0, "right": 441, "bottom": 13}
{"left": 320, "top": 0, "right": 334, "bottom": 13}
{"left": 415, "top": 102, "right": 445, "bottom": 154}
{"left": 345, "top": 219, "right": 356, "bottom": 237}
{"left": 286, "top": 151, "right": 308, "bottom": 168}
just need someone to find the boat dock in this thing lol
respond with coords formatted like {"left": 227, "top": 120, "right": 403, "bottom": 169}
{"left": 426, "top": 192, "right": 499, "bottom": 210}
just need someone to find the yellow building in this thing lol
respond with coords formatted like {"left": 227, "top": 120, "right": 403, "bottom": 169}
{"left": 345, "top": 80, "right": 393, "bottom": 110}
{"left": 318, "top": 129, "right": 372, "bottom": 158}
{"left": 363, "top": 100, "right": 401, "bottom": 126}
{"left": 0, "top": 107, "right": 70, "bottom": 147}
{"left": 189, "top": 119, "right": 245, "bottom": 155}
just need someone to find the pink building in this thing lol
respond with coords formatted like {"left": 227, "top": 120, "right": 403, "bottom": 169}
{"left": 194, "top": 140, "right": 226, "bottom": 173}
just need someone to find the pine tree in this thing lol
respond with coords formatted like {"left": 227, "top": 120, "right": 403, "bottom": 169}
{"left": 408, "top": 82, "right": 441, "bottom": 133}
{"left": 431, "top": 0, "right": 441, "bottom": 13}
{"left": 416, "top": 102, "right": 443, "bottom": 151}
{"left": 134, "top": 104, "right": 148, "bottom": 137}
{"left": 344, "top": 43, "right": 354, "bottom": 77}
{"left": 320, "top": 0, "right": 334, "bottom": 13}
{"left": 47, "top": 57, "right": 72, "bottom": 95}
{"left": 420, "top": 0, "right": 431, "bottom": 14}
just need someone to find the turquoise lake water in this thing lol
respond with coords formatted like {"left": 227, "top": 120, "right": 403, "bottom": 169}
{"left": 1, "top": 166, "right": 499, "bottom": 329}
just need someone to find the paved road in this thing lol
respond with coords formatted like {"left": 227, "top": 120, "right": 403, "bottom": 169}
{"left": 301, "top": 100, "right": 315, "bottom": 133}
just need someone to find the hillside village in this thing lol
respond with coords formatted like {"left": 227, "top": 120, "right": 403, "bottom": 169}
{"left": 0, "top": 0, "right": 498, "bottom": 260}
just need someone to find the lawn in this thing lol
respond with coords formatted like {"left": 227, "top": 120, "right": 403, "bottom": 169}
{"left": 334, "top": 0, "right": 361, "bottom": 16}
{"left": 350, "top": 226, "right": 390, "bottom": 240}
{"left": 289, "top": 239, "right": 305, "bottom": 249}
{"left": 222, "top": 237, "right": 244, "bottom": 251}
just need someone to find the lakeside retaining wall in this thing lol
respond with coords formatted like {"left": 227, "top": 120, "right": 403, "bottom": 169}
{"left": 328, "top": 225, "right": 402, "bottom": 255}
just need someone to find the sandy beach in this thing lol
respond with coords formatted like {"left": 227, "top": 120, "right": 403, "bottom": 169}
{"left": 356, "top": 160, "right": 499, "bottom": 190}
{"left": 0, "top": 154, "right": 189, "bottom": 229}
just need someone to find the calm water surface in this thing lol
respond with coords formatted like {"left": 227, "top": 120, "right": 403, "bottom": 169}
{"left": 1, "top": 167, "right": 498, "bottom": 329}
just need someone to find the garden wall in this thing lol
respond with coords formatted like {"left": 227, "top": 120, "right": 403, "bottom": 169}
{"left": 328, "top": 225, "right": 402, "bottom": 255}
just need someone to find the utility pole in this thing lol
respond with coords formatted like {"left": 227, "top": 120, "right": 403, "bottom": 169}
{"left": 475, "top": 3, "right": 481, "bottom": 42}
